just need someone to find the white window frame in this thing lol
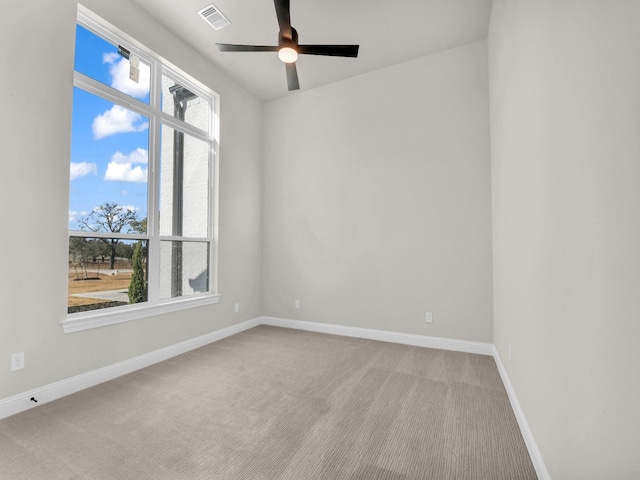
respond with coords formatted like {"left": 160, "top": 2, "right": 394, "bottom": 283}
{"left": 62, "top": 6, "right": 220, "bottom": 334}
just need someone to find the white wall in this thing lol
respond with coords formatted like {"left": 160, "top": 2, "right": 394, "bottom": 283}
{"left": 0, "top": 0, "right": 263, "bottom": 399}
{"left": 8, "top": 2, "right": 637, "bottom": 475}
{"left": 489, "top": 1, "right": 640, "bottom": 477}
{"left": 262, "top": 41, "right": 493, "bottom": 342}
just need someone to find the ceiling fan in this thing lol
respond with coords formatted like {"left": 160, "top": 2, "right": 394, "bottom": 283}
{"left": 216, "top": 0, "right": 359, "bottom": 91}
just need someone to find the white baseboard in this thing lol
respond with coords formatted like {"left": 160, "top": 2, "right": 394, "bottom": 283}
{"left": 0, "top": 318, "right": 260, "bottom": 420}
{"left": 0, "top": 315, "right": 548, "bottom": 480}
{"left": 261, "top": 316, "right": 549, "bottom": 477}
{"left": 493, "top": 346, "right": 551, "bottom": 480}
{"left": 259, "top": 316, "right": 494, "bottom": 356}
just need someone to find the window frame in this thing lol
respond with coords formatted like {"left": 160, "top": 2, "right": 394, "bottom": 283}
{"left": 62, "top": 7, "right": 220, "bottom": 334}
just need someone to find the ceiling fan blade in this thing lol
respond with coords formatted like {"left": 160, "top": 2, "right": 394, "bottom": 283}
{"left": 274, "top": 0, "right": 293, "bottom": 38}
{"left": 285, "top": 62, "right": 300, "bottom": 91}
{"left": 298, "top": 44, "right": 360, "bottom": 57}
{"left": 216, "top": 44, "right": 279, "bottom": 52}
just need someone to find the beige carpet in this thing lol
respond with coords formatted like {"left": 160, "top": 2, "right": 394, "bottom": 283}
{"left": 0, "top": 325, "right": 537, "bottom": 479}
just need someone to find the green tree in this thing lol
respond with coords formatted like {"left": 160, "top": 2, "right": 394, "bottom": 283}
{"left": 69, "top": 237, "right": 90, "bottom": 279}
{"left": 94, "top": 240, "right": 110, "bottom": 263}
{"left": 116, "top": 242, "right": 134, "bottom": 262}
{"left": 129, "top": 217, "right": 147, "bottom": 234}
{"left": 128, "top": 241, "right": 146, "bottom": 304}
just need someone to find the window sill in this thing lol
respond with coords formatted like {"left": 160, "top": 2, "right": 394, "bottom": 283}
{"left": 61, "top": 294, "right": 221, "bottom": 333}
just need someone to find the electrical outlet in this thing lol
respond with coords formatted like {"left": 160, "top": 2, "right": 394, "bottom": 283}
{"left": 234, "top": 303, "right": 239, "bottom": 313}
{"left": 295, "top": 300, "right": 300, "bottom": 309}
{"left": 11, "top": 352, "right": 24, "bottom": 371}
{"left": 425, "top": 312, "right": 433, "bottom": 323}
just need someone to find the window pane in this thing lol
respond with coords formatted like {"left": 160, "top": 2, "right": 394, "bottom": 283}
{"left": 68, "top": 237, "right": 148, "bottom": 314}
{"left": 69, "top": 87, "right": 149, "bottom": 233}
{"left": 159, "top": 126, "right": 209, "bottom": 238}
{"left": 161, "top": 76, "right": 210, "bottom": 133}
{"left": 75, "top": 24, "right": 150, "bottom": 104}
{"left": 159, "top": 241, "right": 209, "bottom": 299}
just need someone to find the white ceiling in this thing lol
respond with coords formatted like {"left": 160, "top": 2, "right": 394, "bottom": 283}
{"left": 130, "top": 0, "right": 492, "bottom": 101}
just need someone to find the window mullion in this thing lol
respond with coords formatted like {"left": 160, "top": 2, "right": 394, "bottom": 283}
{"left": 71, "top": 231, "right": 149, "bottom": 241}
{"left": 159, "top": 112, "right": 214, "bottom": 143}
{"left": 159, "top": 236, "right": 210, "bottom": 243}
{"left": 210, "top": 134, "right": 219, "bottom": 295}
{"left": 74, "top": 72, "right": 154, "bottom": 119}
{"left": 147, "top": 57, "right": 163, "bottom": 304}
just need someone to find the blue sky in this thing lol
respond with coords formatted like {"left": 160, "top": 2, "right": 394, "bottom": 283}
{"left": 69, "top": 25, "right": 151, "bottom": 232}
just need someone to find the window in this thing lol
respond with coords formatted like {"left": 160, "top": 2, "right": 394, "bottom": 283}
{"left": 64, "top": 8, "right": 219, "bottom": 333}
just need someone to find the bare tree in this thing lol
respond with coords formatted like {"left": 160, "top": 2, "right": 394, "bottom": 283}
{"left": 78, "top": 202, "right": 139, "bottom": 269}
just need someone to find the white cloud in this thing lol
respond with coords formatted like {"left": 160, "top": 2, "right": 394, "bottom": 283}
{"left": 92, "top": 105, "right": 148, "bottom": 140}
{"left": 69, "top": 210, "right": 89, "bottom": 225}
{"left": 121, "top": 204, "right": 138, "bottom": 213}
{"left": 110, "top": 147, "right": 148, "bottom": 165}
{"left": 103, "top": 52, "right": 150, "bottom": 99}
{"left": 104, "top": 148, "right": 149, "bottom": 183}
{"left": 103, "top": 52, "right": 119, "bottom": 64}
{"left": 70, "top": 162, "right": 97, "bottom": 181}
{"left": 104, "top": 162, "right": 147, "bottom": 183}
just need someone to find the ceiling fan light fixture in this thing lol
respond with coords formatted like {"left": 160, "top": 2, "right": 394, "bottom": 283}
{"left": 215, "top": 0, "right": 359, "bottom": 90}
{"left": 278, "top": 47, "right": 298, "bottom": 63}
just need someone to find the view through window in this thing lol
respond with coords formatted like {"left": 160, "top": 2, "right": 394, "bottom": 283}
{"left": 68, "top": 14, "right": 217, "bottom": 320}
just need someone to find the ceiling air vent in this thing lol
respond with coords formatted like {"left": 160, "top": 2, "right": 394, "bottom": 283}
{"left": 198, "top": 4, "right": 231, "bottom": 31}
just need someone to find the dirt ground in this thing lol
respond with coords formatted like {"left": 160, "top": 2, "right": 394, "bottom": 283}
{"left": 68, "top": 270, "right": 132, "bottom": 307}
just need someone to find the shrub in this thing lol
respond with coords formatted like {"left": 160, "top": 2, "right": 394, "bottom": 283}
{"left": 128, "top": 241, "right": 146, "bottom": 304}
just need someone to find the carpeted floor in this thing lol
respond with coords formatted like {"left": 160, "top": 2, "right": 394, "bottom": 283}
{"left": 0, "top": 325, "right": 537, "bottom": 479}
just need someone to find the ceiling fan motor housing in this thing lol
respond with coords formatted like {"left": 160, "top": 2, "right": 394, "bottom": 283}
{"left": 279, "top": 27, "right": 298, "bottom": 49}
{"left": 215, "top": 0, "right": 359, "bottom": 91}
